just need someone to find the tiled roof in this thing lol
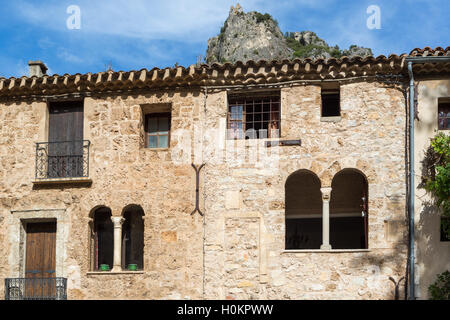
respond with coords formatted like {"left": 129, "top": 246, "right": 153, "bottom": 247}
{"left": 0, "top": 47, "right": 448, "bottom": 98}
{"left": 409, "top": 46, "right": 450, "bottom": 57}
{"left": 408, "top": 47, "right": 450, "bottom": 75}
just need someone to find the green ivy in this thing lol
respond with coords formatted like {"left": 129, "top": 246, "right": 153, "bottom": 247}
{"left": 422, "top": 133, "right": 450, "bottom": 237}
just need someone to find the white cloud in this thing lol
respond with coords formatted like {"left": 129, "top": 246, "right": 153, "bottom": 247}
{"left": 15, "top": 0, "right": 338, "bottom": 42}
{"left": 16, "top": 0, "right": 262, "bottom": 42}
{"left": 57, "top": 48, "right": 83, "bottom": 64}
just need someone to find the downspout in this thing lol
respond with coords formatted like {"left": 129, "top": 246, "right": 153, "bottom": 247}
{"left": 202, "top": 86, "right": 208, "bottom": 300}
{"left": 405, "top": 55, "right": 450, "bottom": 300}
{"left": 407, "top": 60, "right": 415, "bottom": 300}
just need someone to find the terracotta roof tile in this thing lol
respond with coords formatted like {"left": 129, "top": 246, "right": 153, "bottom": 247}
{"left": 409, "top": 46, "right": 450, "bottom": 57}
{"left": 0, "top": 47, "right": 448, "bottom": 98}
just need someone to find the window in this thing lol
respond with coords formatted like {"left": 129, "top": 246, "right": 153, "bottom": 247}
{"left": 122, "top": 205, "right": 145, "bottom": 270}
{"left": 285, "top": 168, "right": 369, "bottom": 250}
{"left": 145, "top": 113, "right": 171, "bottom": 148}
{"left": 285, "top": 170, "right": 323, "bottom": 250}
{"left": 330, "top": 169, "right": 368, "bottom": 249}
{"left": 438, "top": 100, "right": 450, "bottom": 130}
{"left": 227, "top": 94, "right": 280, "bottom": 140}
{"left": 441, "top": 217, "right": 450, "bottom": 242}
{"left": 93, "top": 207, "right": 113, "bottom": 271}
{"left": 321, "top": 89, "right": 340, "bottom": 117}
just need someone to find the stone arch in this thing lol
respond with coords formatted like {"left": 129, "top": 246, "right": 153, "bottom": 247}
{"left": 285, "top": 169, "right": 323, "bottom": 249}
{"left": 330, "top": 168, "right": 369, "bottom": 249}
{"left": 121, "top": 204, "right": 146, "bottom": 216}
{"left": 355, "top": 159, "right": 376, "bottom": 183}
{"left": 121, "top": 204, "right": 145, "bottom": 270}
{"left": 88, "top": 205, "right": 109, "bottom": 219}
{"left": 319, "top": 160, "right": 342, "bottom": 187}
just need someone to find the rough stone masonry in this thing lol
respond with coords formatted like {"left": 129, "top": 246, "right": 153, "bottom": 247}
{"left": 1, "top": 47, "right": 447, "bottom": 300}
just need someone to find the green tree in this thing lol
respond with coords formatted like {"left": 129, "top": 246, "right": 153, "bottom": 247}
{"left": 421, "top": 133, "right": 450, "bottom": 237}
{"left": 428, "top": 271, "right": 450, "bottom": 300}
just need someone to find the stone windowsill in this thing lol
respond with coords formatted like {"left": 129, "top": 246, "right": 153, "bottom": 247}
{"left": 282, "top": 249, "right": 371, "bottom": 254}
{"left": 87, "top": 271, "right": 144, "bottom": 276}
{"left": 32, "top": 177, "right": 92, "bottom": 185}
{"left": 142, "top": 147, "right": 170, "bottom": 151}
{"left": 320, "top": 116, "right": 342, "bottom": 122}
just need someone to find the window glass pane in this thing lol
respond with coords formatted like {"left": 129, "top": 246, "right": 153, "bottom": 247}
{"left": 438, "top": 103, "right": 450, "bottom": 130}
{"left": 254, "top": 102, "right": 263, "bottom": 113}
{"left": 159, "top": 117, "right": 170, "bottom": 132}
{"left": 158, "top": 135, "right": 169, "bottom": 148}
{"left": 148, "top": 117, "right": 158, "bottom": 133}
{"left": 230, "top": 106, "right": 243, "bottom": 120}
{"left": 229, "top": 121, "right": 243, "bottom": 139}
{"left": 148, "top": 135, "right": 157, "bottom": 148}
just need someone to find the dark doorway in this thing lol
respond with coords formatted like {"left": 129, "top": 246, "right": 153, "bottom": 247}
{"left": 330, "top": 169, "right": 369, "bottom": 249}
{"left": 93, "top": 208, "right": 114, "bottom": 271}
{"left": 122, "top": 206, "right": 144, "bottom": 270}
{"left": 285, "top": 170, "right": 323, "bottom": 249}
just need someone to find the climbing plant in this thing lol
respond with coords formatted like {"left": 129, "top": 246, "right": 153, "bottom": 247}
{"left": 421, "top": 133, "right": 450, "bottom": 237}
{"left": 428, "top": 270, "right": 450, "bottom": 300}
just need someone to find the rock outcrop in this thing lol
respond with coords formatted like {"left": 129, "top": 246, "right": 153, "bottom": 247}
{"left": 206, "top": 4, "right": 293, "bottom": 64}
{"left": 206, "top": 4, "right": 373, "bottom": 64}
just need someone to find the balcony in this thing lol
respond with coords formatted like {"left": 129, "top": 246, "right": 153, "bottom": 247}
{"left": 34, "top": 140, "right": 91, "bottom": 184}
{"left": 5, "top": 278, "right": 67, "bottom": 300}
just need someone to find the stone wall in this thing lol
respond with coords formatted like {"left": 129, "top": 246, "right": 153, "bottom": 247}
{"left": 0, "top": 91, "right": 204, "bottom": 300}
{"left": 202, "top": 81, "right": 408, "bottom": 300}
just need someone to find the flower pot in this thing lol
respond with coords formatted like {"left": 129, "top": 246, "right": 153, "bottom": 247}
{"left": 100, "top": 264, "right": 110, "bottom": 271}
{"left": 127, "top": 264, "right": 138, "bottom": 271}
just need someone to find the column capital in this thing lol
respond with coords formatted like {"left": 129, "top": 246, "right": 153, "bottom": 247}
{"left": 111, "top": 216, "right": 124, "bottom": 227}
{"left": 320, "top": 187, "right": 332, "bottom": 200}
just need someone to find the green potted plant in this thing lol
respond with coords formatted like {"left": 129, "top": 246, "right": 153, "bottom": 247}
{"left": 100, "top": 264, "right": 110, "bottom": 271}
{"left": 127, "top": 264, "right": 138, "bottom": 271}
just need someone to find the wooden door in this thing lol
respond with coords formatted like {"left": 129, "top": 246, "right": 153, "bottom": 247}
{"left": 25, "top": 222, "right": 57, "bottom": 299}
{"left": 48, "top": 101, "right": 84, "bottom": 178}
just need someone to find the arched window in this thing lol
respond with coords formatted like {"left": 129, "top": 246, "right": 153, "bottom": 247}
{"left": 92, "top": 207, "right": 113, "bottom": 271}
{"left": 122, "top": 205, "right": 144, "bottom": 270}
{"left": 285, "top": 170, "right": 322, "bottom": 249}
{"left": 330, "top": 169, "right": 368, "bottom": 249}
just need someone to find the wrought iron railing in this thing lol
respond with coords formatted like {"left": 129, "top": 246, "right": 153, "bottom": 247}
{"left": 5, "top": 278, "right": 67, "bottom": 300}
{"left": 35, "top": 140, "right": 90, "bottom": 180}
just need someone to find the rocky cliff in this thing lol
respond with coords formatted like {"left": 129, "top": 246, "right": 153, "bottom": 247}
{"left": 206, "top": 4, "right": 293, "bottom": 64}
{"left": 206, "top": 4, "right": 373, "bottom": 64}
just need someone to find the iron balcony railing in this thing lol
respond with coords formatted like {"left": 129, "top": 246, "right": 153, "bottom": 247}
{"left": 35, "top": 140, "right": 90, "bottom": 180}
{"left": 5, "top": 278, "right": 67, "bottom": 300}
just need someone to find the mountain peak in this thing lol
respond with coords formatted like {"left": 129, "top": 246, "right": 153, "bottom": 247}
{"left": 229, "top": 3, "right": 243, "bottom": 16}
{"left": 206, "top": 6, "right": 292, "bottom": 64}
{"left": 206, "top": 5, "right": 373, "bottom": 64}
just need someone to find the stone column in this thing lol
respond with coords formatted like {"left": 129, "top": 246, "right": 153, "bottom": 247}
{"left": 111, "top": 216, "right": 124, "bottom": 272}
{"left": 320, "top": 187, "right": 332, "bottom": 250}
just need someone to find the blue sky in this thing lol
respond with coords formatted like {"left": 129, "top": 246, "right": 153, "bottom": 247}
{"left": 0, "top": 0, "right": 448, "bottom": 78}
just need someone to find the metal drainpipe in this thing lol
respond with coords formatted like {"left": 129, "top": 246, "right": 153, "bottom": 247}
{"left": 407, "top": 60, "right": 415, "bottom": 300}
{"left": 405, "top": 55, "right": 450, "bottom": 300}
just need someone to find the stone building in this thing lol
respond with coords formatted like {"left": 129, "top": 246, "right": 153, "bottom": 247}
{"left": 408, "top": 47, "right": 450, "bottom": 299}
{"left": 0, "top": 47, "right": 448, "bottom": 300}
